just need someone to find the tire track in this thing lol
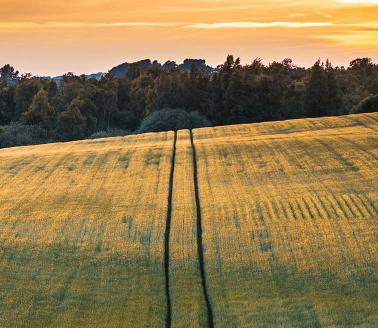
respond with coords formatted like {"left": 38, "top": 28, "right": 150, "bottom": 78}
{"left": 190, "top": 130, "right": 215, "bottom": 328}
{"left": 164, "top": 131, "right": 177, "bottom": 328}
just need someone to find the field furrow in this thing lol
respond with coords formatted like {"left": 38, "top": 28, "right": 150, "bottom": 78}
{"left": 164, "top": 130, "right": 176, "bottom": 328}
{"left": 169, "top": 130, "right": 208, "bottom": 328}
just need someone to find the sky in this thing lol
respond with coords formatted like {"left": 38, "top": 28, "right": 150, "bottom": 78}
{"left": 1, "top": 0, "right": 377, "bottom": 76}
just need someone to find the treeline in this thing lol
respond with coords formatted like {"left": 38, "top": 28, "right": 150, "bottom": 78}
{"left": 0, "top": 56, "right": 377, "bottom": 147}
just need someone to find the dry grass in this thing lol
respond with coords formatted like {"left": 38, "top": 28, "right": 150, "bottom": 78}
{"left": 0, "top": 133, "right": 174, "bottom": 327}
{"left": 0, "top": 112, "right": 377, "bottom": 327}
{"left": 194, "top": 112, "right": 378, "bottom": 327}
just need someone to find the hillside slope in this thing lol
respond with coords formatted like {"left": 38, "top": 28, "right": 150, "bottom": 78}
{"left": 0, "top": 113, "right": 377, "bottom": 327}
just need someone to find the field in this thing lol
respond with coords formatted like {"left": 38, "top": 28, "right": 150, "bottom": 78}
{"left": 0, "top": 112, "right": 377, "bottom": 327}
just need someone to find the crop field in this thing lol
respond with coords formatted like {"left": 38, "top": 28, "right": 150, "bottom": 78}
{"left": 0, "top": 133, "right": 174, "bottom": 327}
{"left": 0, "top": 112, "right": 377, "bottom": 327}
{"left": 194, "top": 113, "right": 378, "bottom": 327}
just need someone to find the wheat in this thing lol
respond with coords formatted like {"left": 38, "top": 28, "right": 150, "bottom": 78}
{"left": 194, "top": 112, "right": 378, "bottom": 327}
{"left": 0, "top": 113, "right": 377, "bottom": 327}
{"left": 0, "top": 132, "right": 174, "bottom": 327}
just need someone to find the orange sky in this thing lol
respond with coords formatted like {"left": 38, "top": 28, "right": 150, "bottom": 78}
{"left": 1, "top": 0, "right": 377, "bottom": 76}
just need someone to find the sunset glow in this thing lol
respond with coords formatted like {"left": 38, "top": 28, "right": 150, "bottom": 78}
{"left": 1, "top": 0, "right": 377, "bottom": 76}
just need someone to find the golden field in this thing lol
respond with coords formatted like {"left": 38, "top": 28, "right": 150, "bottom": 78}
{"left": 0, "top": 132, "right": 174, "bottom": 326}
{"left": 194, "top": 113, "right": 378, "bottom": 327}
{"left": 0, "top": 113, "right": 377, "bottom": 327}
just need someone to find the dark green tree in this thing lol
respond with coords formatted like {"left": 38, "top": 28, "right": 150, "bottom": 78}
{"left": 14, "top": 78, "right": 42, "bottom": 120}
{"left": 305, "top": 60, "right": 328, "bottom": 117}
{"left": 57, "top": 97, "right": 87, "bottom": 140}
{"left": 325, "top": 60, "right": 342, "bottom": 115}
{"left": 0, "top": 64, "right": 19, "bottom": 81}
{"left": 96, "top": 77, "right": 118, "bottom": 129}
{"left": 0, "top": 82, "right": 16, "bottom": 123}
{"left": 21, "top": 89, "right": 55, "bottom": 130}
{"left": 224, "top": 69, "right": 247, "bottom": 121}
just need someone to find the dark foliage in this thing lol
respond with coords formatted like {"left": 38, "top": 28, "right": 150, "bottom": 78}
{"left": 0, "top": 122, "right": 49, "bottom": 148}
{"left": 88, "top": 128, "right": 131, "bottom": 139}
{"left": 138, "top": 108, "right": 211, "bottom": 133}
{"left": 352, "top": 95, "right": 378, "bottom": 114}
{"left": 0, "top": 56, "right": 377, "bottom": 148}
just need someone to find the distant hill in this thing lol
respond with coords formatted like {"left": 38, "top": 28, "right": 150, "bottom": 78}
{"left": 108, "top": 59, "right": 155, "bottom": 78}
{"left": 43, "top": 59, "right": 214, "bottom": 81}
{"left": 50, "top": 72, "right": 104, "bottom": 81}
{"left": 178, "top": 59, "right": 213, "bottom": 72}
{"left": 108, "top": 58, "right": 214, "bottom": 78}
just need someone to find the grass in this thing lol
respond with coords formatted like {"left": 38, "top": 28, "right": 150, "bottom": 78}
{"left": 0, "top": 132, "right": 174, "bottom": 327}
{"left": 194, "top": 112, "right": 378, "bottom": 327}
{"left": 0, "top": 112, "right": 377, "bottom": 327}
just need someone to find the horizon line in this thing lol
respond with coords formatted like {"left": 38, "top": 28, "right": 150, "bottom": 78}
{"left": 4, "top": 56, "right": 376, "bottom": 78}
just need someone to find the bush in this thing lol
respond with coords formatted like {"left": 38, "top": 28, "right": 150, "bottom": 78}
{"left": 351, "top": 94, "right": 378, "bottom": 114}
{"left": 87, "top": 128, "right": 131, "bottom": 139}
{"left": 342, "top": 94, "right": 362, "bottom": 115}
{"left": 110, "top": 110, "right": 140, "bottom": 131}
{"left": 138, "top": 108, "right": 211, "bottom": 133}
{"left": 0, "top": 122, "right": 49, "bottom": 148}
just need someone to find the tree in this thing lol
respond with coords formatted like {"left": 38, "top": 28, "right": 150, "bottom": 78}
{"left": 14, "top": 78, "right": 42, "bottom": 120}
{"left": 126, "top": 63, "right": 141, "bottom": 80}
{"left": 349, "top": 58, "right": 373, "bottom": 72}
{"left": 224, "top": 70, "right": 247, "bottom": 120}
{"left": 0, "top": 99, "right": 6, "bottom": 124}
{"left": 248, "top": 58, "right": 264, "bottom": 75}
{"left": 325, "top": 60, "right": 342, "bottom": 115}
{"left": 185, "top": 67, "right": 210, "bottom": 114}
{"left": 305, "top": 60, "right": 328, "bottom": 117}
{"left": 57, "top": 97, "right": 87, "bottom": 140}
{"left": 0, "top": 82, "right": 16, "bottom": 123}
{"left": 21, "top": 89, "right": 55, "bottom": 130}
{"left": 282, "top": 58, "right": 294, "bottom": 71}
{"left": 284, "top": 81, "right": 305, "bottom": 119}
{"left": 0, "top": 64, "right": 19, "bottom": 81}
{"left": 348, "top": 58, "right": 374, "bottom": 95}
{"left": 209, "top": 72, "right": 225, "bottom": 123}
{"left": 128, "top": 74, "right": 154, "bottom": 119}
{"left": 162, "top": 61, "right": 177, "bottom": 70}
{"left": 94, "top": 76, "right": 118, "bottom": 129}
{"left": 0, "top": 56, "right": 377, "bottom": 147}
{"left": 110, "top": 110, "right": 139, "bottom": 130}
{"left": 78, "top": 97, "right": 98, "bottom": 133}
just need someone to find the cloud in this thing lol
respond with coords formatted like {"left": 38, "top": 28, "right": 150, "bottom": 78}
{"left": 316, "top": 11, "right": 333, "bottom": 18}
{"left": 161, "top": 5, "right": 256, "bottom": 12}
{"left": 0, "top": 21, "right": 181, "bottom": 29}
{"left": 342, "top": 22, "right": 378, "bottom": 28}
{"left": 316, "top": 31, "right": 378, "bottom": 46}
{"left": 1, "top": 20, "right": 377, "bottom": 31}
{"left": 185, "top": 22, "right": 333, "bottom": 29}
{"left": 335, "top": 0, "right": 378, "bottom": 3}
{"left": 288, "top": 13, "right": 305, "bottom": 17}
